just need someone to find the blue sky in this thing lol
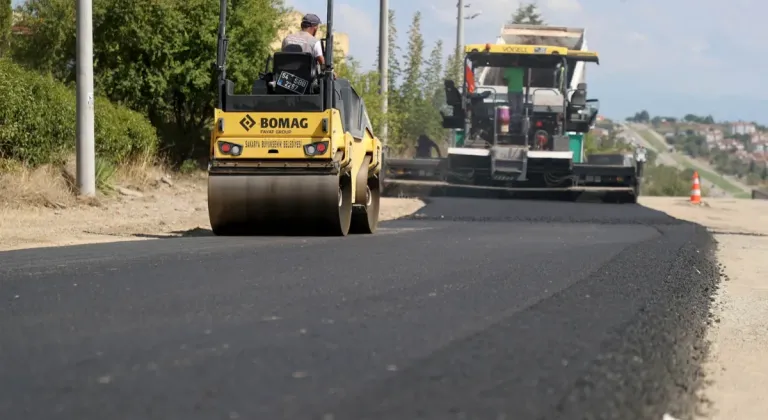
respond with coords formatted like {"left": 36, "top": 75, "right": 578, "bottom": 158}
{"left": 12, "top": 0, "right": 765, "bottom": 123}
{"left": 286, "top": 0, "right": 767, "bottom": 124}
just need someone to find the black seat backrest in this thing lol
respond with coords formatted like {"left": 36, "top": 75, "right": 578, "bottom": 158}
{"left": 444, "top": 80, "right": 462, "bottom": 106}
{"left": 570, "top": 83, "right": 587, "bottom": 107}
{"left": 272, "top": 49, "right": 317, "bottom": 95}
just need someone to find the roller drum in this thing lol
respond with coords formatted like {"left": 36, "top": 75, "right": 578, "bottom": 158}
{"left": 208, "top": 174, "right": 352, "bottom": 236}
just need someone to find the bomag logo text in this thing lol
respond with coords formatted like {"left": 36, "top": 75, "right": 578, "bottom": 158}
{"left": 260, "top": 118, "right": 309, "bottom": 129}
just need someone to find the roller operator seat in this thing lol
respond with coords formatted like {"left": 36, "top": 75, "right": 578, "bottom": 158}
{"left": 272, "top": 44, "right": 319, "bottom": 95}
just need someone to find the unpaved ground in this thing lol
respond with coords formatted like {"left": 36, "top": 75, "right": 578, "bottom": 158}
{"left": 0, "top": 175, "right": 424, "bottom": 251}
{"left": 640, "top": 196, "right": 768, "bottom": 419}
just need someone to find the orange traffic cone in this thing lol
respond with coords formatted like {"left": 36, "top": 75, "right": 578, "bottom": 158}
{"left": 690, "top": 171, "right": 701, "bottom": 204}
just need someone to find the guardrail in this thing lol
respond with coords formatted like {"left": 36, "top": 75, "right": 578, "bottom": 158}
{"left": 752, "top": 189, "right": 768, "bottom": 200}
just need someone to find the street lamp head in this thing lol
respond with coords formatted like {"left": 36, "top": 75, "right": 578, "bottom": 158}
{"left": 466, "top": 11, "right": 482, "bottom": 19}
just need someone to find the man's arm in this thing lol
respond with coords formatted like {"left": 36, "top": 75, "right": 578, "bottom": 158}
{"left": 313, "top": 40, "right": 325, "bottom": 65}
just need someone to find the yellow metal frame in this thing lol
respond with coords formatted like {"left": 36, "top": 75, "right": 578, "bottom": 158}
{"left": 464, "top": 43, "right": 600, "bottom": 64}
{"left": 465, "top": 43, "right": 568, "bottom": 55}
{"left": 566, "top": 50, "right": 599, "bottom": 64}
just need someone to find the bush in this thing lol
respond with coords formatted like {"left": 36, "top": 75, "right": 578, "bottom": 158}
{"left": 642, "top": 164, "right": 697, "bottom": 196}
{"left": 0, "top": 58, "right": 157, "bottom": 167}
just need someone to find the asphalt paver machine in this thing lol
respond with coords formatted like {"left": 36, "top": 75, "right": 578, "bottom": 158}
{"left": 384, "top": 41, "right": 640, "bottom": 202}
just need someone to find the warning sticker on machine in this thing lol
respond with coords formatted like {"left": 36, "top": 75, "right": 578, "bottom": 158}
{"left": 245, "top": 140, "right": 303, "bottom": 148}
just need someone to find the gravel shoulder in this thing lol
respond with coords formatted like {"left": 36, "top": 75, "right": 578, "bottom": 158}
{"left": 0, "top": 176, "right": 424, "bottom": 251}
{"left": 640, "top": 196, "right": 768, "bottom": 419}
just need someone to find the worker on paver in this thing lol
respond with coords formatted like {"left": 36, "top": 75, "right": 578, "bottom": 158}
{"left": 502, "top": 57, "right": 525, "bottom": 117}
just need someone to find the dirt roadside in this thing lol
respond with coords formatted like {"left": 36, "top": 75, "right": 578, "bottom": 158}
{"left": 0, "top": 172, "right": 424, "bottom": 251}
{"left": 640, "top": 196, "right": 768, "bottom": 419}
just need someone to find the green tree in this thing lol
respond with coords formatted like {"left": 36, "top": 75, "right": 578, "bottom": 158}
{"left": 12, "top": 0, "right": 285, "bottom": 162}
{"left": 0, "top": 0, "right": 11, "bottom": 55}
{"left": 386, "top": 9, "right": 401, "bottom": 99}
{"left": 443, "top": 47, "right": 462, "bottom": 87}
{"left": 627, "top": 110, "right": 650, "bottom": 122}
{"left": 397, "top": 12, "right": 426, "bottom": 144}
{"left": 422, "top": 40, "right": 444, "bottom": 105}
{"left": 335, "top": 54, "right": 383, "bottom": 134}
{"left": 508, "top": 2, "right": 545, "bottom": 25}
{"left": 325, "top": 10, "right": 452, "bottom": 155}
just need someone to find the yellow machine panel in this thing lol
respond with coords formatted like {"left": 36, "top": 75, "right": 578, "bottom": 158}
{"left": 211, "top": 109, "right": 344, "bottom": 160}
{"left": 464, "top": 43, "right": 569, "bottom": 55}
{"left": 214, "top": 110, "right": 335, "bottom": 138}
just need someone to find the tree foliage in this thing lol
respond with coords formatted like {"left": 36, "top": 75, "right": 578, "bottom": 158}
{"left": 508, "top": 2, "right": 545, "bottom": 25}
{"left": 0, "top": 0, "right": 10, "bottom": 55}
{"left": 338, "top": 10, "right": 455, "bottom": 156}
{"left": 682, "top": 113, "right": 714, "bottom": 124}
{"left": 626, "top": 110, "right": 650, "bottom": 123}
{"left": 12, "top": 0, "right": 285, "bottom": 162}
{"left": 0, "top": 58, "right": 157, "bottom": 166}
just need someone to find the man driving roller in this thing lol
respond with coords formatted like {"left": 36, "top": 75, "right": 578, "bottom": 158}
{"left": 281, "top": 13, "right": 325, "bottom": 66}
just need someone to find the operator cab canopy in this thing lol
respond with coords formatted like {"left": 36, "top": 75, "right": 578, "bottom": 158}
{"left": 464, "top": 44, "right": 598, "bottom": 106}
{"left": 465, "top": 43, "right": 570, "bottom": 69}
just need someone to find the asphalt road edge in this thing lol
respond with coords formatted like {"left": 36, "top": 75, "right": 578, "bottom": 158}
{"left": 553, "top": 222, "right": 719, "bottom": 420}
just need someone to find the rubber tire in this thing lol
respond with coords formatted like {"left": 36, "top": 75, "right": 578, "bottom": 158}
{"left": 350, "top": 174, "right": 381, "bottom": 234}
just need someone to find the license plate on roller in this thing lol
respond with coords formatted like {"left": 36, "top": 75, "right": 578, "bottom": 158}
{"left": 276, "top": 71, "right": 309, "bottom": 94}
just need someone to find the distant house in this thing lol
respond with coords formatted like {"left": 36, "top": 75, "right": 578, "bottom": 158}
{"left": 730, "top": 121, "right": 756, "bottom": 135}
{"left": 11, "top": 12, "right": 32, "bottom": 36}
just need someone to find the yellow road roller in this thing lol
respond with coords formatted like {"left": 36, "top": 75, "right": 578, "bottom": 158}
{"left": 207, "top": 0, "right": 382, "bottom": 236}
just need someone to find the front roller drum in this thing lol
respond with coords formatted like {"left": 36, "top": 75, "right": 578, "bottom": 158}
{"left": 350, "top": 155, "right": 380, "bottom": 234}
{"left": 208, "top": 173, "right": 353, "bottom": 236}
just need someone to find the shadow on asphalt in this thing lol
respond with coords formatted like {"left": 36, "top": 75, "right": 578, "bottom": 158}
{"left": 383, "top": 184, "right": 638, "bottom": 204}
{"left": 132, "top": 227, "right": 213, "bottom": 239}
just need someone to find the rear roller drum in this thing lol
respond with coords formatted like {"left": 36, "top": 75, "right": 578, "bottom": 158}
{"left": 207, "top": 173, "right": 353, "bottom": 236}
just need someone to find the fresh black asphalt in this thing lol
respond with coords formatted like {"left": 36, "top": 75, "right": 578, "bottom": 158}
{"left": 0, "top": 198, "right": 719, "bottom": 420}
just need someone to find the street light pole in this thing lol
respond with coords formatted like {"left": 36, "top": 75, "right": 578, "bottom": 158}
{"left": 76, "top": 0, "right": 95, "bottom": 196}
{"left": 456, "top": 0, "right": 464, "bottom": 53}
{"left": 379, "top": 0, "right": 388, "bottom": 150}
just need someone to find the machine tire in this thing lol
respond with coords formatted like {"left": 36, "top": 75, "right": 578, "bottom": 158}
{"left": 350, "top": 158, "right": 380, "bottom": 234}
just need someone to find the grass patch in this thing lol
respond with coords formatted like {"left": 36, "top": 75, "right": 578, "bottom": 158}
{"left": 637, "top": 129, "right": 746, "bottom": 196}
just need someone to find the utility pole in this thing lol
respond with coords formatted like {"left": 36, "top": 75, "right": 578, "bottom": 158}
{"left": 379, "top": 0, "right": 389, "bottom": 150}
{"left": 76, "top": 0, "right": 95, "bottom": 196}
{"left": 456, "top": 0, "right": 464, "bottom": 53}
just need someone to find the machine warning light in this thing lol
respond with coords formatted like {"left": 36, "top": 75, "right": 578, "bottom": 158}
{"left": 304, "top": 141, "right": 329, "bottom": 156}
{"left": 218, "top": 141, "right": 243, "bottom": 156}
